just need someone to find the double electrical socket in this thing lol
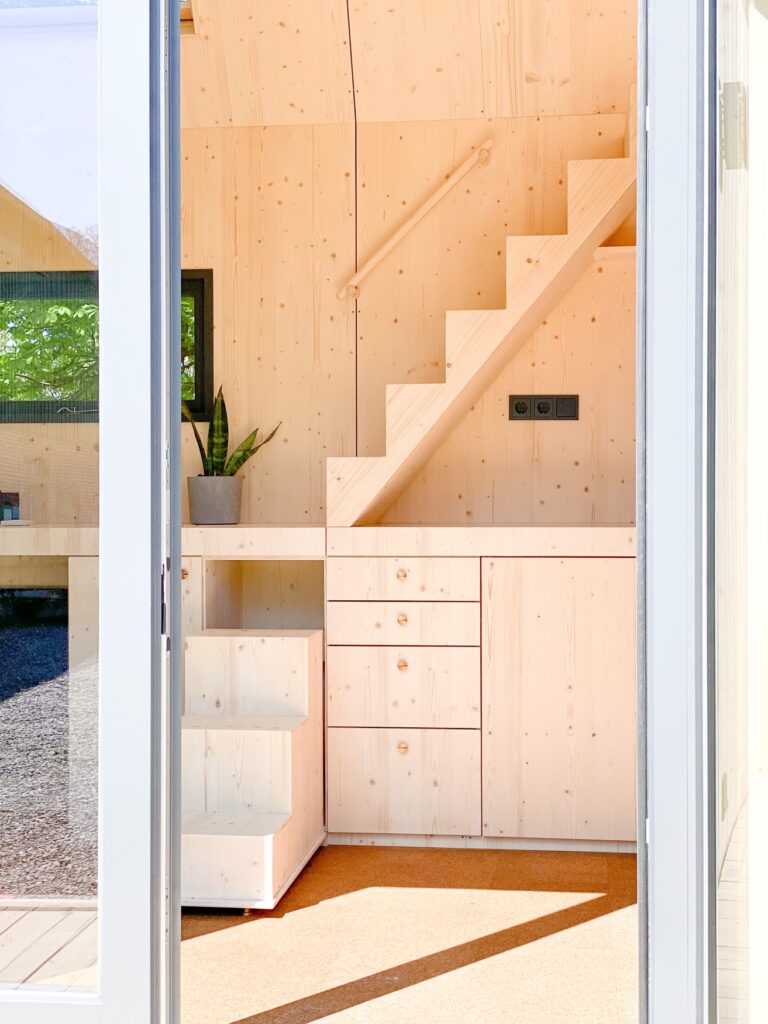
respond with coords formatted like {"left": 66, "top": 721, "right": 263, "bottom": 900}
{"left": 508, "top": 395, "right": 579, "bottom": 420}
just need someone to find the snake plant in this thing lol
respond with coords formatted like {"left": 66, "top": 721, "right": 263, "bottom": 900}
{"left": 183, "top": 387, "right": 280, "bottom": 476}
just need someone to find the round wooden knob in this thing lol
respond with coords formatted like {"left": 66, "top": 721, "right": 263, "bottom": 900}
{"left": 397, "top": 742, "right": 409, "bottom": 754}
{"left": 396, "top": 568, "right": 408, "bottom": 581}
{"left": 397, "top": 613, "right": 408, "bottom": 626}
{"left": 397, "top": 658, "right": 409, "bottom": 672}
{"left": 180, "top": 568, "right": 189, "bottom": 581}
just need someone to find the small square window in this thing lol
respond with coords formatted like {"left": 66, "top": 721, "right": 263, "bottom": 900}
{"left": 181, "top": 270, "right": 214, "bottom": 421}
{"left": 0, "top": 269, "right": 213, "bottom": 423}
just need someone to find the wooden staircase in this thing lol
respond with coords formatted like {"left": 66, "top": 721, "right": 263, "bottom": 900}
{"left": 181, "top": 628, "right": 324, "bottom": 909}
{"left": 326, "top": 152, "right": 637, "bottom": 527}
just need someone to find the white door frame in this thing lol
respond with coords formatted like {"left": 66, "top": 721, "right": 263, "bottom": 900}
{"left": 0, "top": 0, "right": 177, "bottom": 1020}
{"left": 643, "top": 0, "right": 713, "bottom": 1020}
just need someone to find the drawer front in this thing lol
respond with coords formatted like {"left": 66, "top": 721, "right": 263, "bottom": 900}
{"left": 326, "top": 601, "right": 480, "bottom": 646}
{"left": 326, "top": 557, "right": 479, "bottom": 602}
{"left": 327, "top": 646, "right": 480, "bottom": 728}
{"left": 327, "top": 728, "right": 481, "bottom": 836}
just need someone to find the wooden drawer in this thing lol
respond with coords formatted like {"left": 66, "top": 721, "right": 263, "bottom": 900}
{"left": 327, "top": 646, "right": 480, "bottom": 728}
{"left": 326, "top": 601, "right": 480, "bottom": 646}
{"left": 326, "top": 557, "right": 479, "bottom": 601}
{"left": 327, "top": 728, "right": 481, "bottom": 835}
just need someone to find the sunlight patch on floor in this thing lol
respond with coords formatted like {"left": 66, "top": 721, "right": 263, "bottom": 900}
{"left": 180, "top": 887, "right": 611, "bottom": 1024}
{"left": 317, "top": 904, "right": 638, "bottom": 1024}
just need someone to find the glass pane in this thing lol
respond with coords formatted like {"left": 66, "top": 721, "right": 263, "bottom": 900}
{"left": 713, "top": 2, "right": 768, "bottom": 1021}
{"left": 0, "top": 0, "right": 99, "bottom": 993}
{"left": 181, "top": 292, "right": 196, "bottom": 402}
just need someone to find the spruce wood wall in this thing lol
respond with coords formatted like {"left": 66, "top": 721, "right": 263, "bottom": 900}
{"left": 379, "top": 252, "right": 636, "bottom": 525}
{"left": 1, "top": 0, "right": 637, "bottom": 526}
{"left": 180, "top": 124, "right": 357, "bottom": 524}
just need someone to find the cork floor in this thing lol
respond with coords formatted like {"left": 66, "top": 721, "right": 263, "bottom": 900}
{"left": 181, "top": 846, "right": 639, "bottom": 1024}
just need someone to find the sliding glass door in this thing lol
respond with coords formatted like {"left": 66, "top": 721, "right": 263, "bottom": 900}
{"left": 0, "top": 1, "right": 177, "bottom": 1021}
{"left": 646, "top": 0, "right": 768, "bottom": 1020}
{"left": 710, "top": 1, "right": 768, "bottom": 1021}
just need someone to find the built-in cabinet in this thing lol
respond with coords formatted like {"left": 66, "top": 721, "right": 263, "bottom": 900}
{"left": 0, "top": 526, "right": 636, "bottom": 862}
{"left": 325, "top": 530, "right": 637, "bottom": 845}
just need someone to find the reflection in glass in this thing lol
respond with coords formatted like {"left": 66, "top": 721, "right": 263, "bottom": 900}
{"left": 0, "top": 0, "right": 99, "bottom": 993}
{"left": 713, "top": 2, "right": 768, "bottom": 1022}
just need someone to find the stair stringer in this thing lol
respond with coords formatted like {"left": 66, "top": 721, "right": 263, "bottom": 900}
{"left": 327, "top": 157, "right": 636, "bottom": 527}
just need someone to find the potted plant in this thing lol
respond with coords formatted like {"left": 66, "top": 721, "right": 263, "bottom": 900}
{"left": 183, "top": 388, "right": 280, "bottom": 525}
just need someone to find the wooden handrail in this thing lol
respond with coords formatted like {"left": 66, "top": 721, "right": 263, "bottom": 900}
{"left": 338, "top": 138, "right": 494, "bottom": 300}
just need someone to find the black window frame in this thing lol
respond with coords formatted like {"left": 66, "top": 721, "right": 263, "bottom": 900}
{"left": 0, "top": 268, "right": 213, "bottom": 423}
{"left": 180, "top": 269, "right": 214, "bottom": 422}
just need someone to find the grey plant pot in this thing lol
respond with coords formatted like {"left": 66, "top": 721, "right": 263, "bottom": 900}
{"left": 188, "top": 475, "right": 243, "bottom": 525}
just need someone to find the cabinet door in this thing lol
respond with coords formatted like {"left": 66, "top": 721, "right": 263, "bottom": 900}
{"left": 327, "top": 728, "right": 481, "bottom": 835}
{"left": 482, "top": 557, "right": 636, "bottom": 841}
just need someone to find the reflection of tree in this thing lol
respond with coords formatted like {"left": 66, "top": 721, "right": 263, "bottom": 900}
{"left": 181, "top": 294, "right": 196, "bottom": 400}
{"left": 0, "top": 292, "right": 197, "bottom": 402}
{"left": 0, "top": 299, "right": 98, "bottom": 401}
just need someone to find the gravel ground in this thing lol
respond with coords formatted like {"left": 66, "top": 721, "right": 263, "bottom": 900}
{"left": 0, "top": 627, "right": 98, "bottom": 899}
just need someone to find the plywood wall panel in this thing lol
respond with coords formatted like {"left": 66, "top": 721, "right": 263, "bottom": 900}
{"left": 349, "top": 0, "right": 636, "bottom": 123}
{"left": 0, "top": 424, "right": 98, "bottom": 525}
{"left": 181, "top": 0, "right": 354, "bottom": 129}
{"left": 381, "top": 254, "right": 635, "bottom": 525}
{"left": 241, "top": 561, "right": 325, "bottom": 630}
{"left": 355, "top": 114, "right": 626, "bottom": 455}
{"left": 180, "top": 0, "right": 634, "bottom": 129}
{"left": 181, "top": 124, "right": 357, "bottom": 524}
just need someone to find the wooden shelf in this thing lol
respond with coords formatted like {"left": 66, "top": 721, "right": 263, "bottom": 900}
{"left": 182, "top": 713, "right": 307, "bottom": 732}
{"left": 327, "top": 526, "right": 637, "bottom": 558}
{"left": 187, "top": 628, "right": 321, "bottom": 639}
{"left": 182, "top": 811, "right": 290, "bottom": 839}
{"left": 182, "top": 526, "right": 325, "bottom": 560}
{"left": 0, "top": 525, "right": 636, "bottom": 561}
{"left": 0, "top": 526, "right": 98, "bottom": 557}
{"left": 0, "top": 525, "right": 325, "bottom": 560}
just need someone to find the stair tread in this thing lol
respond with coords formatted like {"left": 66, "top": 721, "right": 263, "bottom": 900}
{"left": 182, "top": 811, "right": 290, "bottom": 838}
{"left": 593, "top": 244, "right": 636, "bottom": 259}
{"left": 182, "top": 713, "right": 307, "bottom": 732}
